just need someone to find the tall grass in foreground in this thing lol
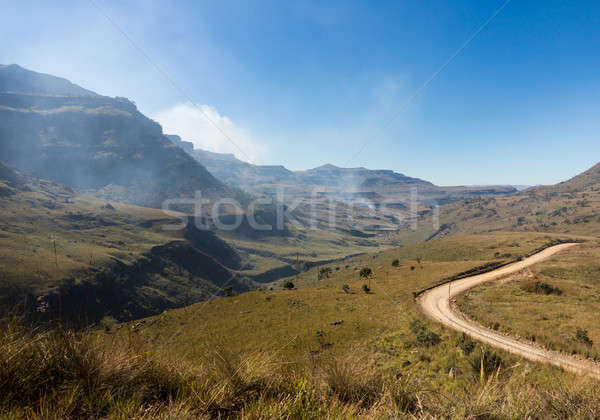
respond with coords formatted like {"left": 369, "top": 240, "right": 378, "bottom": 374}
{"left": 1, "top": 318, "right": 600, "bottom": 419}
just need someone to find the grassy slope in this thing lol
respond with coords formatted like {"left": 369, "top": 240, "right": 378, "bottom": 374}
{"left": 0, "top": 177, "right": 180, "bottom": 293}
{"left": 4, "top": 315, "right": 600, "bottom": 419}
{"left": 457, "top": 240, "right": 600, "bottom": 360}
{"left": 78, "top": 232, "right": 600, "bottom": 418}
{"left": 0, "top": 173, "right": 255, "bottom": 323}
{"left": 114, "top": 233, "right": 558, "bottom": 363}
{"left": 419, "top": 163, "right": 600, "bottom": 239}
{"left": 0, "top": 169, "right": 421, "bottom": 323}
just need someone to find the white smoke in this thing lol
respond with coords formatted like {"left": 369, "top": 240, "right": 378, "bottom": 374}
{"left": 154, "top": 103, "right": 264, "bottom": 163}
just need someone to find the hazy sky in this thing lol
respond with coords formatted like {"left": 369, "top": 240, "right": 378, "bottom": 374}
{"left": 1, "top": 0, "right": 599, "bottom": 186}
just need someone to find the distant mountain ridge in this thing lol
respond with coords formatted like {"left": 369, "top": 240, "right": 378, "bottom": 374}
{"left": 166, "top": 135, "right": 431, "bottom": 189}
{"left": 424, "top": 160, "right": 600, "bottom": 240}
{"left": 166, "top": 135, "right": 516, "bottom": 203}
{"left": 538, "top": 162, "right": 600, "bottom": 193}
{"left": 0, "top": 65, "right": 230, "bottom": 207}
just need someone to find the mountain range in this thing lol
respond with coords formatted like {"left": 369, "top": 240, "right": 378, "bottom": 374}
{"left": 0, "top": 64, "right": 521, "bottom": 212}
{"left": 167, "top": 134, "right": 517, "bottom": 203}
{"left": 0, "top": 64, "right": 230, "bottom": 208}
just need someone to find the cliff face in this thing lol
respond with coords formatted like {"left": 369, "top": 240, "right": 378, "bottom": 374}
{"left": 0, "top": 66, "right": 230, "bottom": 208}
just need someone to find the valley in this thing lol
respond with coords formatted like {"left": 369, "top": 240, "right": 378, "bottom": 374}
{"left": 1, "top": 63, "right": 600, "bottom": 418}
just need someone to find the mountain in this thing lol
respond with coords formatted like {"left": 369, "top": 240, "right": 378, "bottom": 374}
{"left": 0, "top": 64, "right": 98, "bottom": 96}
{"left": 166, "top": 136, "right": 516, "bottom": 205}
{"left": 0, "top": 65, "right": 230, "bottom": 208}
{"left": 423, "top": 161, "right": 600, "bottom": 239}
{"left": 168, "top": 135, "right": 295, "bottom": 187}
{"left": 535, "top": 162, "right": 600, "bottom": 193}
{"left": 295, "top": 163, "right": 431, "bottom": 189}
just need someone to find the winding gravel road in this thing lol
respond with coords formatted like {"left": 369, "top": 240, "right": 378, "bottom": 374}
{"left": 417, "top": 243, "right": 600, "bottom": 378}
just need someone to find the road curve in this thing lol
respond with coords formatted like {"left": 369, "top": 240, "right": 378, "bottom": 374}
{"left": 417, "top": 243, "right": 600, "bottom": 378}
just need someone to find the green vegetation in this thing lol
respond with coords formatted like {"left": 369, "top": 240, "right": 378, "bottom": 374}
{"left": 576, "top": 328, "right": 594, "bottom": 347}
{"left": 319, "top": 266, "right": 333, "bottom": 279}
{"left": 409, "top": 319, "right": 441, "bottom": 347}
{"left": 110, "top": 233, "right": 554, "bottom": 364}
{"left": 2, "top": 216, "right": 598, "bottom": 416}
{"left": 520, "top": 280, "right": 562, "bottom": 295}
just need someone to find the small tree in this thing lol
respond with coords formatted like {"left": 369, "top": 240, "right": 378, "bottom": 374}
{"left": 342, "top": 284, "right": 350, "bottom": 294}
{"left": 283, "top": 281, "right": 295, "bottom": 290}
{"left": 360, "top": 267, "right": 373, "bottom": 289}
{"left": 391, "top": 258, "right": 400, "bottom": 267}
{"left": 319, "top": 267, "right": 333, "bottom": 280}
{"left": 362, "top": 284, "right": 370, "bottom": 293}
{"left": 223, "top": 285, "right": 234, "bottom": 297}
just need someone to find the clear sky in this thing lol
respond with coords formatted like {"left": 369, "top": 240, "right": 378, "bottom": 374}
{"left": 1, "top": 0, "right": 599, "bottom": 186}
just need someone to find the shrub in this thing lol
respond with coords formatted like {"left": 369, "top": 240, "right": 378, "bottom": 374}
{"left": 319, "top": 267, "right": 333, "bottom": 279}
{"left": 342, "top": 284, "right": 350, "bottom": 294}
{"left": 391, "top": 258, "right": 400, "bottom": 267}
{"left": 575, "top": 328, "right": 593, "bottom": 346}
{"left": 409, "top": 319, "right": 440, "bottom": 347}
{"left": 457, "top": 332, "right": 476, "bottom": 355}
{"left": 359, "top": 267, "right": 372, "bottom": 279}
{"left": 362, "top": 284, "right": 371, "bottom": 293}
{"left": 99, "top": 316, "right": 117, "bottom": 332}
{"left": 469, "top": 348, "right": 503, "bottom": 377}
{"left": 520, "top": 281, "right": 562, "bottom": 295}
{"left": 223, "top": 285, "right": 234, "bottom": 296}
{"left": 283, "top": 281, "right": 295, "bottom": 290}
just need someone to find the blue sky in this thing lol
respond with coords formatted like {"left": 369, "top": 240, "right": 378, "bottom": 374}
{"left": 1, "top": 0, "right": 599, "bottom": 185}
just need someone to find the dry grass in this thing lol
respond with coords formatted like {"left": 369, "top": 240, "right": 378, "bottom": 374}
{"left": 457, "top": 242, "right": 600, "bottom": 359}
{"left": 3, "top": 317, "right": 600, "bottom": 419}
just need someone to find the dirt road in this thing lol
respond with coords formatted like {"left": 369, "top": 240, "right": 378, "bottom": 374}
{"left": 417, "top": 243, "right": 600, "bottom": 378}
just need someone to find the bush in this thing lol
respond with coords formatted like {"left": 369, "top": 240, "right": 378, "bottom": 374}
{"left": 319, "top": 267, "right": 333, "bottom": 280}
{"left": 362, "top": 284, "right": 371, "bottom": 293}
{"left": 359, "top": 267, "right": 373, "bottom": 279}
{"left": 223, "top": 285, "right": 234, "bottom": 296}
{"left": 283, "top": 281, "right": 295, "bottom": 290}
{"left": 469, "top": 348, "right": 503, "bottom": 376}
{"left": 391, "top": 259, "right": 400, "bottom": 267}
{"left": 342, "top": 284, "right": 350, "bottom": 294}
{"left": 457, "top": 332, "right": 476, "bottom": 355}
{"left": 409, "top": 319, "right": 441, "bottom": 347}
{"left": 99, "top": 316, "right": 117, "bottom": 332}
{"left": 520, "top": 281, "right": 562, "bottom": 295}
{"left": 575, "top": 328, "right": 593, "bottom": 346}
